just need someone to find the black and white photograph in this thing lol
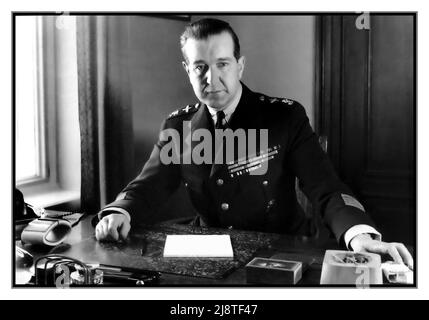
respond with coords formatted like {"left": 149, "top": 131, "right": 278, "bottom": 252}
{"left": 12, "top": 11, "right": 417, "bottom": 293}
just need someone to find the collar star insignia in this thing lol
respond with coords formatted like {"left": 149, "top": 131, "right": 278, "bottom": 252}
{"left": 282, "top": 98, "right": 294, "bottom": 105}
{"left": 168, "top": 103, "right": 200, "bottom": 119}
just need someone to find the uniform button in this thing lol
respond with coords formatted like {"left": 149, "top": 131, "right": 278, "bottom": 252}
{"left": 228, "top": 225, "right": 233, "bottom": 230}
{"left": 216, "top": 179, "right": 224, "bottom": 186}
{"left": 221, "top": 203, "right": 229, "bottom": 211}
{"left": 184, "top": 182, "right": 188, "bottom": 187}
{"left": 262, "top": 180, "right": 268, "bottom": 186}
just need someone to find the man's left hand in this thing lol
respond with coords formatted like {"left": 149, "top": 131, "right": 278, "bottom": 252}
{"left": 350, "top": 233, "right": 414, "bottom": 270}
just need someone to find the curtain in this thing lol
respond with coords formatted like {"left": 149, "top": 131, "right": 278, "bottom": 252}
{"left": 76, "top": 16, "right": 135, "bottom": 214}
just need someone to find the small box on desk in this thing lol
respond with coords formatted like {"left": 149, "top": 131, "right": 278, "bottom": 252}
{"left": 245, "top": 257, "right": 302, "bottom": 285}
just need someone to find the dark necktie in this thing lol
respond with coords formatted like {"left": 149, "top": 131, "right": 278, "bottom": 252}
{"left": 215, "top": 111, "right": 226, "bottom": 129}
{"left": 211, "top": 111, "right": 227, "bottom": 176}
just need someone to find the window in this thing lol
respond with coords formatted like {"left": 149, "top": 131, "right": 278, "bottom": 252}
{"left": 15, "top": 16, "right": 46, "bottom": 184}
{"left": 15, "top": 15, "right": 81, "bottom": 208}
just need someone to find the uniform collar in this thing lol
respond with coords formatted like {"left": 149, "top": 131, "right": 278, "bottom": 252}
{"left": 227, "top": 82, "right": 262, "bottom": 130}
{"left": 192, "top": 82, "right": 260, "bottom": 131}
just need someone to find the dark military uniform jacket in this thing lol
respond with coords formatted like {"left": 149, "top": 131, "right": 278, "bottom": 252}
{"left": 104, "top": 84, "right": 376, "bottom": 243}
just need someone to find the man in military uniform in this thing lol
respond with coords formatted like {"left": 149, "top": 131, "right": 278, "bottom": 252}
{"left": 95, "top": 18, "right": 413, "bottom": 269}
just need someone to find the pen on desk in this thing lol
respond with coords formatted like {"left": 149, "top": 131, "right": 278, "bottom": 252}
{"left": 87, "top": 263, "right": 161, "bottom": 278}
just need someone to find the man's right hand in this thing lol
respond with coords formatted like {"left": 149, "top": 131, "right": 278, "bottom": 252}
{"left": 95, "top": 213, "right": 131, "bottom": 242}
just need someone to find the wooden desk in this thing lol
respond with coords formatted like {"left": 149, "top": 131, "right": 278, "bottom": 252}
{"left": 16, "top": 215, "right": 400, "bottom": 287}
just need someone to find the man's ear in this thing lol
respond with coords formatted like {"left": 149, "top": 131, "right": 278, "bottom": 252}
{"left": 237, "top": 56, "right": 245, "bottom": 79}
{"left": 182, "top": 61, "right": 190, "bottom": 76}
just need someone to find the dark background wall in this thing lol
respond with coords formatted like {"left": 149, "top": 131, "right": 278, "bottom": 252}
{"left": 319, "top": 15, "right": 415, "bottom": 245}
{"left": 127, "top": 16, "right": 195, "bottom": 176}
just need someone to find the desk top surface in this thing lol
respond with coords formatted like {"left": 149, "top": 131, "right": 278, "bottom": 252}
{"left": 17, "top": 215, "right": 400, "bottom": 287}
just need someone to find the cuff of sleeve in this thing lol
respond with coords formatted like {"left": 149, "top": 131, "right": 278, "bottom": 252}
{"left": 98, "top": 207, "right": 131, "bottom": 222}
{"left": 344, "top": 224, "right": 382, "bottom": 250}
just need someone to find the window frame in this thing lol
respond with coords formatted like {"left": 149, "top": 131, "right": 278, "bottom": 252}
{"left": 15, "top": 15, "right": 80, "bottom": 208}
{"left": 15, "top": 16, "right": 50, "bottom": 187}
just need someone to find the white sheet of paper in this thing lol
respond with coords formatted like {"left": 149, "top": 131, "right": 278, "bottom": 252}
{"left": 163, "top": 234, "right": 234, "bottom": 258}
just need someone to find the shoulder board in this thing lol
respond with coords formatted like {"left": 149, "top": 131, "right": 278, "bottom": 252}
{"left": 258, "top": 94, "right": 295, "bottom": 106}
{"left": 167, "top": 103, "right": 200, "bottom": 119}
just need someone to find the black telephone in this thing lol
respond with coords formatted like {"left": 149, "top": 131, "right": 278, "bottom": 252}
{"left": 15, "top": 188, "right": 74, "bottom": 245}
{"left": 14, "top": 188, "right": 39, "bottom": 223}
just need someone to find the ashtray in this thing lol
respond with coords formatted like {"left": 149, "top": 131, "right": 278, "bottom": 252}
{"left": 320, "top": 250, "right": 382, "bottom": 285}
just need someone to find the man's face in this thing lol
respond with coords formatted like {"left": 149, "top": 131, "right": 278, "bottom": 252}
{"left": 182, "top": 32, "right": 245, "bottom": 110}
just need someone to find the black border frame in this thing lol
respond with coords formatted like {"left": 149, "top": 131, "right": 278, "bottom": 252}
{"left": 11, "top": 11, "right": 418, "bottom": 289}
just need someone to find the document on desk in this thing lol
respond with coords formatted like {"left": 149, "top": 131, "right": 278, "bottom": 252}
{"left": 163, "top": 235, "right": 234, "bottom": 258}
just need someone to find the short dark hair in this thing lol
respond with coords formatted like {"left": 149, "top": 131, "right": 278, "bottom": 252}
{"left": 180, "top": 18, "right": 241, "bottom": 62}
